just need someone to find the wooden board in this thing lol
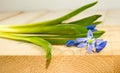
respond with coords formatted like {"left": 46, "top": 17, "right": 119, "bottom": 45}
{"left": 0, "top": 11, "right": 48, "bottom": 25}
{"left": 0, "top": 11, "right": 22, "bottom": 21}
{"left": 104, "top": 10, "right": 120, "bottom": 25}
{"left": 0, "top": 56, "right": 119, "bottom": 73}
{"left": 0, "top": 10, "right": 120, "bottom": 73}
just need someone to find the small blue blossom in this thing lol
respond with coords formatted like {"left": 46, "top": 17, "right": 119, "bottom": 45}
{"left": 66, "top": 40, "right": 75, "bottom": 47}
{"left": 86, "top": 25, "right": 97, "bottom": 32}
{"left": 95, "top": 40, "right": 107, "bottom": 53}
{"left": 65, "top": 30, "right": 107, "bottom": 53}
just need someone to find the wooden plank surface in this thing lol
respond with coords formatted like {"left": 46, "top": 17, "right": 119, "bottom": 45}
{"left": 0, "top": 11, "right": 48, "bottom": 25}
{"left": 0, "top": 56, "right": 116, "bottom": 73}
{"left": 32, "top": 10, "right": 70, "bottom": 23}
{"left": 0, "top": 11, "right": 22, "bottom": 21}
{"left": 0, "top": 10, "right": 120, "bottom": 73}
{"left": 104, "top": 10, "right": 120, "bottom": 25}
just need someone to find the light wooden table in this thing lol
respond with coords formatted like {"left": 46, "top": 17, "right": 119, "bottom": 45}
{"left": 0, "top": 10, "right": 120, "bottom": 73}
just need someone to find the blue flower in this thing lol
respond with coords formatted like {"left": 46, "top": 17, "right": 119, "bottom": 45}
{"left": 86, "top": 25, "right": 97, "bottom": 32}
{"left": 66, "top": 40, "right": 75, "bottom": 47}
{"left": 76, "top": 30, "right": 95, "bottom": 52}
{"left": 76, "top": 30, "right": 107, "bottom": 52}
{"left": 95, "top": 40, "right": 107, "bottom": 53}
{"left": 65, "top": 30, "right": 107, "bottom": 53}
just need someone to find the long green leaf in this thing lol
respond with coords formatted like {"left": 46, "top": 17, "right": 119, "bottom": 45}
{"left": 67, "top": 15, "right": 101, "bottom": 26}
{"left": 10, "top": 30, "right": 104, "bottom": 39}
{"left": 0, "top": 1, "right": 98, "bottom": 28}
{"left": 92, "top": 21, "right": 102, "bottom": 25}
{"left": 0, "top": 24, "right": 88, "bottom": 35}
{"left": 0, "top": 33, "right": 51, "bottom": 60}
{"left": 45, "top": 38, "right": 73, "bottom": 45}
{"left": 55, "top": 1, "right": 98, "bottom": 23}
{"left": 44, "top": 31, "right": 105, "bottom": 44}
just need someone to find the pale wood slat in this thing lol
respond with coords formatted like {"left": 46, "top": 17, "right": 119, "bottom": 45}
{"left": 0, "top": 11, "right": 48, "bottom": 25}
{"left": 0, "top": 38, "right": 44, "bottom": 55}
{"left": 104, "top": 10, "right": 120, "bottom": 25}
{"left": 0, "top": 11, "right": 22, "bottom": 21}
{"left": 32, "top": 10, "right": 70, "bottom": 23}
{"left": 97, "top": 25, "right": 120, "bottom": 55}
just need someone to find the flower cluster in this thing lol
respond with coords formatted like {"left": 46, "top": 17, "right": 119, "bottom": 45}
{"left": 66, "top": 25, "right": 107, "bottom": 53}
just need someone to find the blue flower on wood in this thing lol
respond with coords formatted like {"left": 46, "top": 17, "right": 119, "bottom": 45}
{"left": 66, "top": 30, "right": 107, "bottom": 53}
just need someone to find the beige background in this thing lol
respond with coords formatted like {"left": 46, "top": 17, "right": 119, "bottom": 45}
{"left": 0, "top": 0, "right": 120, "bottom": 11}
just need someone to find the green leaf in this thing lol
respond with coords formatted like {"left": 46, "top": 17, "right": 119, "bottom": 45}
{"left": 45, "top": 38, "right": 72, "bottom": 45}
{"left": 6, "top": 30, "right": 104, "bottom": 45}
{"left": 55, "top": 1, "right": 98, "bottom": 23}
{"left": 42, "top": 30, "right": 105, "bottom": 38}
{"left": 92, "top": 21, "right": 102, "bottom": 25}
{"left": 0, "top": 1, "right": 98, "bottom": 28}
{"left": 67, "top": 15, "right": 101, "bottom": 26}
{"left": 0, "top": 33, "right": 51, "bottom": 60}
{"left": 45, "top": 31, "right": 105, "bottom": 45}
{"left": 0, "top": 24, "right": 88, "bottom": 35}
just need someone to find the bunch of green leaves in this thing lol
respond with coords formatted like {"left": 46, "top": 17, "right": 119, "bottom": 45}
{"left": 0, "top": 1, "right": 104, "bottom": 60}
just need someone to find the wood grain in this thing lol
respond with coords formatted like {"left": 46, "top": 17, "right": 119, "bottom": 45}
{"left": 104, "top": 10, "right": 120, "bottom": 25}
{"left": 32, "top": 10, "right": 70, "bottom": 23}
{"left": 0, "top": 55, "right": 119, "bottom": 73}
{"left": 0, "top": 11, "right": 22, "bottom": 21}
{"left": 0, "top": 11, "right": 48, "bottom": 25}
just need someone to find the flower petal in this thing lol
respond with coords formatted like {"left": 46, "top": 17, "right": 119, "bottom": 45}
{"left": 74, "top": 42, "right": 80, "bottom": 46}
{"left": 95, "top": 41, "right": 107, "bottom": 53}
{"left": 87, "top": 30, "right": 93, "bottom": 38}
{"left": 76, "top": 38, "right": 86, "bottom": 43}
{"left": 65, "top": 40, "right": 75, "bottom": 47}
{"left": 76, "top": 43, "right": 86, "bottom": 48}
{"left": 87, "top": 44, "right": 93, "bottom": 52}
{"left": 86, "top": 25, "right": 96, "bottom": 30}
